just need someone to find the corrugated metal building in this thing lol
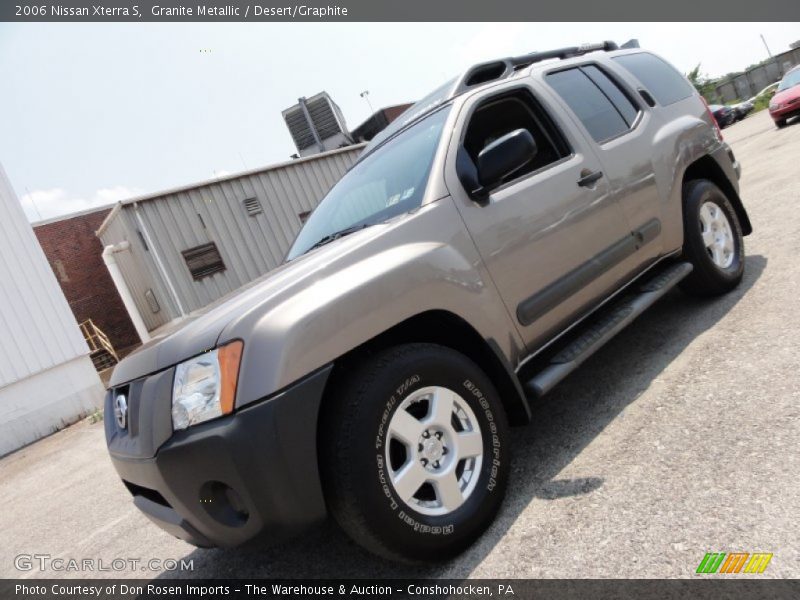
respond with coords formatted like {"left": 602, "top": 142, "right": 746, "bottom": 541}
{"left": 0, "top": 163, "right": 105, "bottom": 456}
{"left": 97, "top": 144, "right": 364, "bottom": 331}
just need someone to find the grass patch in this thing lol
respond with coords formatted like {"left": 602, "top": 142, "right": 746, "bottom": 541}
{"left": 751, "top": 94, "right": 771, "bottom": 113}
{"left": 86, "top": 408, "right": 104, "bottom": 424}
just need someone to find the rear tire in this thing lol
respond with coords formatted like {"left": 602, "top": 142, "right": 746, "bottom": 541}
{"left": 319, "top": 343, "right": 510, "bottom": 563}
{"left": 679, "top": 179, "right": 745, "bottom": 297}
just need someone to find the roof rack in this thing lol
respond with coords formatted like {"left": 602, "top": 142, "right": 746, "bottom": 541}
{"left": 451, "top": 40, "right": 619, "bottom": 98}
{"left": 358, "top": 40, "right": 632, "bottom": 162}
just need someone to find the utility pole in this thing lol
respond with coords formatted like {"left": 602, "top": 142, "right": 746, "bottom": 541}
{"left": 760, "top": 34, "right": 773, "bottom": 58}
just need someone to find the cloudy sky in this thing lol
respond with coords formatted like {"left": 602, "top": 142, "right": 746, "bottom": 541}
{"left": 0, "top": 22, "right": 797, "bottom": 221}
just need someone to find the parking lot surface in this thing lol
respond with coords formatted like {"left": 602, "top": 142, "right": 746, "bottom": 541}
{"left": 1, "top": 110, "right": 798, "bottom": 580}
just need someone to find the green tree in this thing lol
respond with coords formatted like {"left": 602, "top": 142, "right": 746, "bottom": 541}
{"left": 686, "top": 63, "right": 720, "bottom": 103}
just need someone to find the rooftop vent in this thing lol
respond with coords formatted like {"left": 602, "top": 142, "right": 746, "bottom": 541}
{"left": 282, "top": 92, "right": 352, "bottom": 157}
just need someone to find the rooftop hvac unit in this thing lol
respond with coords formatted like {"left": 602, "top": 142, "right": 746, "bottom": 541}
{"left": 282, "top": 92, "right": 352, "bottom": 157}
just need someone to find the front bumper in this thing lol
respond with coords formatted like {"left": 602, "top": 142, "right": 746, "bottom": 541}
{"left": 106, "top": 365, "right": 332, "bottom": 548}
{"left": 770, "top": 102, "right": 800, "bottom": 121}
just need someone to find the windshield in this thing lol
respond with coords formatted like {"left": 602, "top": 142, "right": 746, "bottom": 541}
{"left": 286, "top": 106, "right": 451, "bottom": 260}
{"left": 778, "top": 70, "right": 800, "bottom": 92}
{"left": 362, "top": 79, "right": 455, "bottom": 155}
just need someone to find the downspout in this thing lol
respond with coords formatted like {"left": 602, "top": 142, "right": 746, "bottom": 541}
{"left": 102, "top": 242, "right": 150, "bottom": 343}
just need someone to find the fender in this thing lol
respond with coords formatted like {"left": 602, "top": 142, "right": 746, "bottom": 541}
{"left": 221, "top": 198, "right": 528, "bottom": 409}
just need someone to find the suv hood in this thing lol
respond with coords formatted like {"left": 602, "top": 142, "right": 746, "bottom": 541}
{"left": 108, "top": 224, "right": 388, "bottom": 387}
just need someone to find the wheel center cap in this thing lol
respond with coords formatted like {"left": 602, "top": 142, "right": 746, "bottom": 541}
{"left": 421, "top": 437, "right": 444, "bottom": 462}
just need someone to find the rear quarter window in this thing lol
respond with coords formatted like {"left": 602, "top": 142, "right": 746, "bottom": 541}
{"left": 612, "top": 52, "right": 694, "bottom": 106}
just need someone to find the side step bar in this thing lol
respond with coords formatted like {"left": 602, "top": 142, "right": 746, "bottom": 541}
{"left": 524, "top": 261, "right": 693, "bottom": 398}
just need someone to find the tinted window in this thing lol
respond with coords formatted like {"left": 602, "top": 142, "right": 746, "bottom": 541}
{"left": 612, "top": 52, "right": 694, "bottom": 106}
{"left": 582, "top": 65, "right": 639, "bottom": 125}
{"left": 546, "top": 68, "right": 630, "bottom": 142}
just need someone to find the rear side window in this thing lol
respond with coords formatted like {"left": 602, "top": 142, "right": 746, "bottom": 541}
{"left": 582, "top": 65, "right": 639, "bottom": 125}
{"left": 612, "top": 52, "right": 694, "bottom": 106}
{"left": 546, "top": 67, "right": 638, "bottom": 143}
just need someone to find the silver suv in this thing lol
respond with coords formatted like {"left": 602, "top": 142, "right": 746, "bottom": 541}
{"left": 105, "top": 42, "right": 751, "bottom": 562}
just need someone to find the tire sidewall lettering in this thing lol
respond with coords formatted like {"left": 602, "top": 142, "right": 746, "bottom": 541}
{"left": 463, "top": 379, "right": 502, "bottom": 492}
{"left": 373, "top": 372, "right": 503, "bottom": 534}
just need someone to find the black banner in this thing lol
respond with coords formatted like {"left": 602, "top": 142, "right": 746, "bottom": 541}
{"left": 2, "top": 579, "right": 800, "bottom": 600}
{"left": 3, "top": 0, "right": 800, "bottom": 22}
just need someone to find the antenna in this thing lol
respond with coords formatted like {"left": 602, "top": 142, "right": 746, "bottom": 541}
{"left": 24, "top": 186, "right": 43, "bottom": 221}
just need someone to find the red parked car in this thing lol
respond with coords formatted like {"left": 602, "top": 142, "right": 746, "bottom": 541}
{"left": 769, "top": 66, "right": 800, "bottom": 128}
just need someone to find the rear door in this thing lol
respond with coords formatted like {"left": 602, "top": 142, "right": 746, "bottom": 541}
{"left": 445, "top": 83, "right": 635, "bottom": 351}
{"left": 542, "top": 61, "right": 665, "bottom": 265}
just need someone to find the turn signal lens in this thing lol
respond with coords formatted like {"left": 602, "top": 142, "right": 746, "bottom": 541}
{"left": 218, "top": 340, "right": 243, "bottom": 415}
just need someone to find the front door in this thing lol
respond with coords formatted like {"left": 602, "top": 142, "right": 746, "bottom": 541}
{"left": 445, "top": 85, "right": 635, "bottom": 351}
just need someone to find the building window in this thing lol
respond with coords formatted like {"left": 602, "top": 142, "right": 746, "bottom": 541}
{"left": 182, "top": 242, "right": 226, "bottom": 281}
{"left": 298, "top": 211, "right": 311, "bottom": 223}
{"left": 243, "top": 197, "right": 262, "bottom": 216}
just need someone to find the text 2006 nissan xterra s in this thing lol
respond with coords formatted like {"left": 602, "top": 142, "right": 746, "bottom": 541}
{"left": 106, "top": 42, "right": 751, "bottom": 562}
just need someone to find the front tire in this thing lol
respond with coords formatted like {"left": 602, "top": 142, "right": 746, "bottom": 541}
{"left": 320, "top": 343, "right": 510, "bottom": 563}
{"left": 775, "top": 118, "right": 787, "bottom": 129}
{"left": 679, "top": 179, "right": 745, "bottom": 297}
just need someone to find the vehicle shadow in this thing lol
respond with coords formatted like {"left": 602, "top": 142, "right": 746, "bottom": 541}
{"left": 158, "top": 254, "right": 766, "bottom": 580}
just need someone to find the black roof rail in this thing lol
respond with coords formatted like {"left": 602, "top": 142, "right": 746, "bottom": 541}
{"left": 452, "top": 40, "right": 619, "bottom": 98}
{"left": 360, "top": 41, "right": 624, "bottom": 162}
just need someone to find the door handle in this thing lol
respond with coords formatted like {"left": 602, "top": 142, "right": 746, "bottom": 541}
{"left": 577, "top": 169, "right": 603, "bottom": 188}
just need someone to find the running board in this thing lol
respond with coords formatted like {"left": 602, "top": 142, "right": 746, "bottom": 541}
{"left": 523, "top": 261, "right": 693, "bottom": 398}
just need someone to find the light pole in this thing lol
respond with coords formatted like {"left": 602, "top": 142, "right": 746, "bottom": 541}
{"left": 760, "top": 34, "right": 773, "bottom": 58}
{"left": 360, "top": 90, "right": 375, "bottom": 115}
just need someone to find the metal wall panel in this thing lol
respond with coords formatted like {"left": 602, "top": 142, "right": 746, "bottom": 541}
{"left": 0, "top": 164, "right": 89, "bottom": 388}
{"left": 98, "top": 210, "right": 176, "bottom": 330}
{"left": 99, "top": 145, "right": 363, "bottom": 326}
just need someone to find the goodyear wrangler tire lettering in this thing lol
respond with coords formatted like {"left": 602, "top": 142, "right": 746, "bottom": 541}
{"left": 320, "top": 343, "right": 510, "bottom": 562}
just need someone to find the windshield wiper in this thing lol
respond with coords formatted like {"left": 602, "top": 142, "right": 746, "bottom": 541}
{"left": 306, "top": 223, "right": 371, "bottom": 253}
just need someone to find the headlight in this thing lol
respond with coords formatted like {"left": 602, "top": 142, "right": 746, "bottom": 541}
{"left": 172, "top": 341, "right": 243, "bottom": 430}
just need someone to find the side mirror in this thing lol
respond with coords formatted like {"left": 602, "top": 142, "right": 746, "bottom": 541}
{"left": 477, "top": 129, "right": 537, "bottom": 190}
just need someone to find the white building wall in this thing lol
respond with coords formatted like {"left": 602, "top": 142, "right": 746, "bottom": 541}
{"left": 0, "top": 163, "right": 105, "bottom": 456}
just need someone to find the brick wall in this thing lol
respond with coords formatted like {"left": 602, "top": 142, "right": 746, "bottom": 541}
{"left": 33, "top": 208, "right": 140, "bottom": 353}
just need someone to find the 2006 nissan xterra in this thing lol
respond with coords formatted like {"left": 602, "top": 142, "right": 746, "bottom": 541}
{"left": 105, "top": 41, "right": 751, "bottom": 562}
